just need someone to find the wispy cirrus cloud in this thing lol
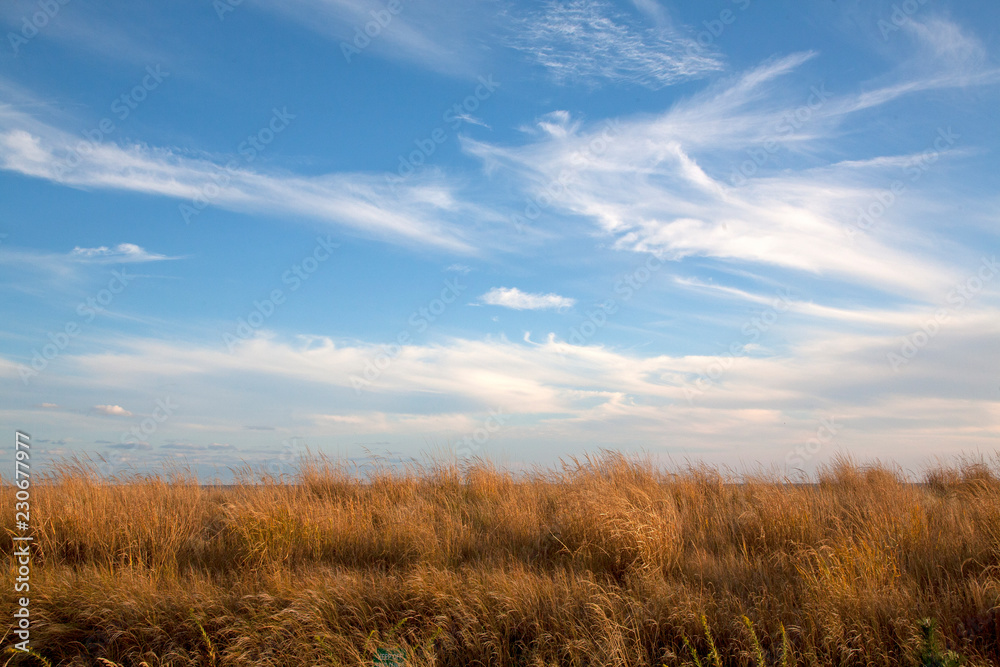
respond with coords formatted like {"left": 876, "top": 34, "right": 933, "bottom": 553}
{"left": 480, "top": 287, "right": 575, "bottom": 311}
{"left": 70, "top": 243, "right": 172, "bottom": 263}
{"left": 0, "top": 241, "right": 177, "bottom": 287}
{"left": 464, "top": 31, "right": 1000, "bottom": 299}
{"left": 0, "top": 105, "right": 483, "bottom": 253}
{"left": 0, "top": 2, "right": 170, "bottom": 65}
{"left": 904, "top": 16, "right": 988, "bottom": 70}
{"left": 832, "top": 17, "right": 999, "bottom": 114}
{"left": 251, "top": 0, "right": 484, "bottom": 77}
{"left": 504, "top": 0, "right": 722, "bottom": 88}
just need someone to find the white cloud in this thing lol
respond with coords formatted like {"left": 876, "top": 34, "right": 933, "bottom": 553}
{"left": 8, "top": 317, "right": 996, "bottom": 467}
{"left": 904, "top": 16, "right": 987, "bottom": 70}
{"left": 0, "top": 4, "right": 169, "bottom": 66}
{"left": 0, "top": 241, "right": 177, "bottom": 287}
{"left": 0, "top": 105, "right": 481, "bottom": 253}
{"left": 480, "top": 287, "right": 575, "bottom": 310}
{"left": 462, "top": 46, "right": 999, "bottom": 299}
{"left": 253, "top": 0, "right": 483, "bottom": 77}
{"left": 312, "top": 411, "right": 483, "bottom": 434}
{"left": 70, "top": 243, "right": 171, "bottom": 263}
{"left": 452, "top": 113, "right": 491, "bottom": 129}
{"left": 93, "top": 404, "right": 132, "bottom": 417}
{"left": 629, "top": 0, "right": 669, "bottom": 28}
{"left": 506, "top": 0, "right": 722, "bottom": 88}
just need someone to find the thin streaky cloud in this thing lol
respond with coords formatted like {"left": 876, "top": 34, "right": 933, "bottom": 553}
{"left": 70, "top": 243, "right": 173, "bottom": 263}
{"left": 252, "top": 0, "right": 481, "bottom": 77}
{"left": 0, "top": 243, "right": 178, "bottom": 286}
{"left": 463, "top": 37, "right": 997, "bottom": 298}
{"left": 0, "top": 107, "right": 479, "bottom": 253}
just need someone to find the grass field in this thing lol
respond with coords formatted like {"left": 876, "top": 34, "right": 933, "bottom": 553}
{"left": 2, "top": 452, "right": 1000, "bottom": 666}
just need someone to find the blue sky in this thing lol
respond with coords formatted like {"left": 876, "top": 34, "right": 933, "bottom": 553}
{"left": 1, "top": 0, "right": 998, "bottom": 478}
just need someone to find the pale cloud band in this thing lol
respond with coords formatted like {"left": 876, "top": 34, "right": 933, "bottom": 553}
{"left": 70, "top": 243, "right": 171, "bottom": 263}
{"left": 4, "top": 318, "right": 997, "bottom": 467}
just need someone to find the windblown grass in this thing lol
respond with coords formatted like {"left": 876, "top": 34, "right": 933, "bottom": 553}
{"left": 2, "top": 452, "right": 1000, "bottom": 666}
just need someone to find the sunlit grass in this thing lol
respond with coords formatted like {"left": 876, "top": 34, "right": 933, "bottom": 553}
{"left": 2, "top": 452, "right": 999, "bottom": 665}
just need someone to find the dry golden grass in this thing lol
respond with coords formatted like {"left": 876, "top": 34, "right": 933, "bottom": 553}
{"left": 2, "top": 452, "right": 1000, "bottom": 666}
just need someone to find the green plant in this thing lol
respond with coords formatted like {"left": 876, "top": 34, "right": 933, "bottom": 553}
{"left": 190, "top": 612, "right": 216, "bottom": 666}
{"left": 681, "top": 633, "right": 704, "bottom": 667}
{"left": 743, "top": 616, "right": 767, "bottom": 667}
{"left": 779, "top": 624, "right": 792, "bottom": 667}
{"left": 680, "top": 616, "right": 722, "bottom": 667}
{"left": 916, "top": 618, "right": 963, "bottom": 667}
